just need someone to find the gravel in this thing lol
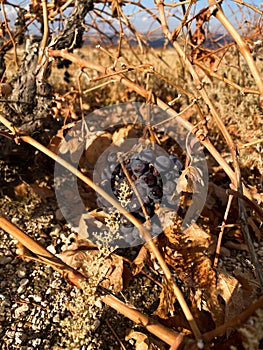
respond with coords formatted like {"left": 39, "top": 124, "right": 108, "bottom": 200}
{"left": 0, "top": 166, "right": 160, "bottom": 349}
{"left": 1, "top": 159, "right": 262, "bottom": 349}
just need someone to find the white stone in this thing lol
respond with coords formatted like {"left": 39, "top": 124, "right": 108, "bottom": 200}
{"left": 14, "top": 304, "right": 29, "bottom": 318}
{"left": 33, "top": 295, "right": 42, "bottom": 303}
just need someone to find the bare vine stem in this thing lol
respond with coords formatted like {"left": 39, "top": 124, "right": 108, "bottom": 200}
{"left": 38, "top": 0, "right": 49, "bottom": 65}
{"left": 0, "top": 216, "right": 185, "bottom": 348}
{"left": 155, "top": 0, "right": 263, "bottom": 289}
{"left": 0, "top": 0, "right": 18, "bottom": 68}
{"left": 213, "top": 194, "right": 233, "bottom": 268}
{"left": 48, "top": 48, "right": 254, "bottom": 203}
{"left": 0, "top": 112, "right": 201, "bottom": 341}
{"left": 208, "top": 0, "right": 263, "bottom": 106}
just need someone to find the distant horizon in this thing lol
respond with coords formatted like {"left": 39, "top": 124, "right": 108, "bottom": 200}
{"left": 1, "top": 0, "right": 261, "bottom": 39}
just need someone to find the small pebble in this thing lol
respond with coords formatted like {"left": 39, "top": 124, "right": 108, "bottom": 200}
{"left": 32, "top": 338, "right": 42, "bottom": 347}
{"left": 0, "top": 256, "right": 12, "bottom": 265}
{"left": 17, "top": 268, "right": 27, "bottom": 278}
{"left": 15, "top": 332, "right": 23, "bottom": 344}
{"left": 220, "top": 247, "right": 231, "bottom": 257}
{"left": 33, "top": 295, "right": 42, "bottom": 303}
{"left": 53, "top": 314, "right": 60, "bottom": 323}
{"left": 46, "top": 245, "right": 56, "bottom": 254}
{"left": 14, "top": 304, "right": 29, "bottom": 319}
{"left": 19, "top": 278, "right": 29, "bottom": 287}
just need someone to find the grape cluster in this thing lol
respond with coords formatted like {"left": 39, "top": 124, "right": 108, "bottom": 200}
{"left": 96, "top": 147, "right": 183, "bottom": 245}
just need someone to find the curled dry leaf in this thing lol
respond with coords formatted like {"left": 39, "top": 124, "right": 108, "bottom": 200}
{"left": 57, "top": 244, "right": 123, "bottom": 293}
{"left": 112, "top": 124, "right": 138, "bottom": 146}
{"left": 176, "top": 166, "right": 204, "bottom": 193}
{"left": 125, "top": 330, "right": 167, "bottom": 350}
{"left": 81, "top": 131, "right": 112, "bottom": 166}
{"left": 131, "top": 245, "right": 148, "bottom": 276}
{"left": 47, "top": 122, "right": 75, "bottom": 154}
{"left": 154, "top": 282, "right": 176, "bottom": 319}
{"left": 56, "top": 120, "right": 112, "bottom": 166}
{"left": 162, "top": 222, "right": 228, "bottom": 327}
{"left": 126, "top": 331, "right": 149, "bottom": 350}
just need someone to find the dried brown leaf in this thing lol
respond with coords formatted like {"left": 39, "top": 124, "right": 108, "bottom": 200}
{"left": 112, "top": 124, "right": 137, "bottom": 146}
{"left": 154, "top": 282, "right": 176, "bottom": 319}
{"left": 217, "top": 270, "right": 241, "bottom": 328}
{"left": 57, "top": 245, "right": 123, "bottom": 293}
{"left": 82, "top": 131, "right": 112, "bottom": 165}
{"left": 14, "top": 183, "right": 30, "bottom": 200}
{"left": 125, "top": 330, "right": 167, "bottom": 350}
{"left": 0, "top": 83, "right": 12, "bottom": 97}
{"left": 131, "top": 245, "right": 148, "bottom": 275}
{"left": 176, "top": 166, "right": 204, "bottom": 193}
{"left": 126, "top": 331, "right": 149, "bottom": 350}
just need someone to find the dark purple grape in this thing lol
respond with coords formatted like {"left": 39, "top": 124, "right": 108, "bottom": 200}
{"left": 169, "top": 154, "right": 183, "bottom": 171}
{"left": 107, "top": 152, "right": 117, "bottom": 163}
{"left": 143, "top": 203, "right": 155, "bottom": 217}
{"left": 150, "top": 185, "right": 163, "bottom": 199}
{"left": 135, "top": 177, "right": 148, "bottom": 188}
{"left": 101, "top": 166, "right": 112, "bottom": 180}
{"left": 134, "top": 179, "right": 148, "bottom": 195}
{"left": 120, "top": 220, "right": 134, "bottom": 234}
{"left": 109, "top": 162, "right": 117, "bottom": 172}
{"left": 154, "top": 155, "right": 173, "bottom": 172}
{"left": 130, "top": 159, "right": 148, "bottom": 176}
{"left": 100, "top": 179, "right": 110, "bottom": 190}
{"left": 142, "top": 172, "right": 156, "bottom": 187}
{"left": 139, "top": 149, "right": 154, "bottom": 162}
{"left": 128, "top": 197, "right": 141, "bottom": 211}
{"left": 163, "top": 180, "right": 176, "bottom": 195}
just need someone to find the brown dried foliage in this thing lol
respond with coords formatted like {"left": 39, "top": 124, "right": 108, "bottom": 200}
{"left": 0, "top": 0, "right": 263, "bottom": 349}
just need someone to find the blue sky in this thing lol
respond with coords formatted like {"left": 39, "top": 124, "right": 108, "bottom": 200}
{"left": 1, "top": 0, "right": 261, "bottom": 36}
{"left": 128, "top": 0, "right": 262, "bottom": 34}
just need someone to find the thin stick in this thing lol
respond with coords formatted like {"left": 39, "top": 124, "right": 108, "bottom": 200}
{"left": 0, "top": 112, "right": 200, "bottom": 340}
{"left": 240, "top": 138, "right": 263, "bottom": 149}
{"left": 38, "top": 0, "right": 49, "bottom": 65}
{"left": 0, "top": 216, "right": 185, "bottom": 347}
{"left": 1, "top": 1, "right": 18, "bottom": 68}
{"left": 105, "top": 318, "right": 127, "bottom": 350}
{"left": 209, "top": 0, "right": 263, "bottom": 106}
{"left": 203, "top": 295, "right": 263, "bottom": 343}
{"left": 213, "top": 194, "right": 233, "bottom": 268}
{"left": 227, "top": 188, "right": 263, "bottom": 221}
{"left": 194, "top": 60, "right": 260, "bottom": 96}
{"left": 0, "top": 216, "right": 85, "bottom": 287}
